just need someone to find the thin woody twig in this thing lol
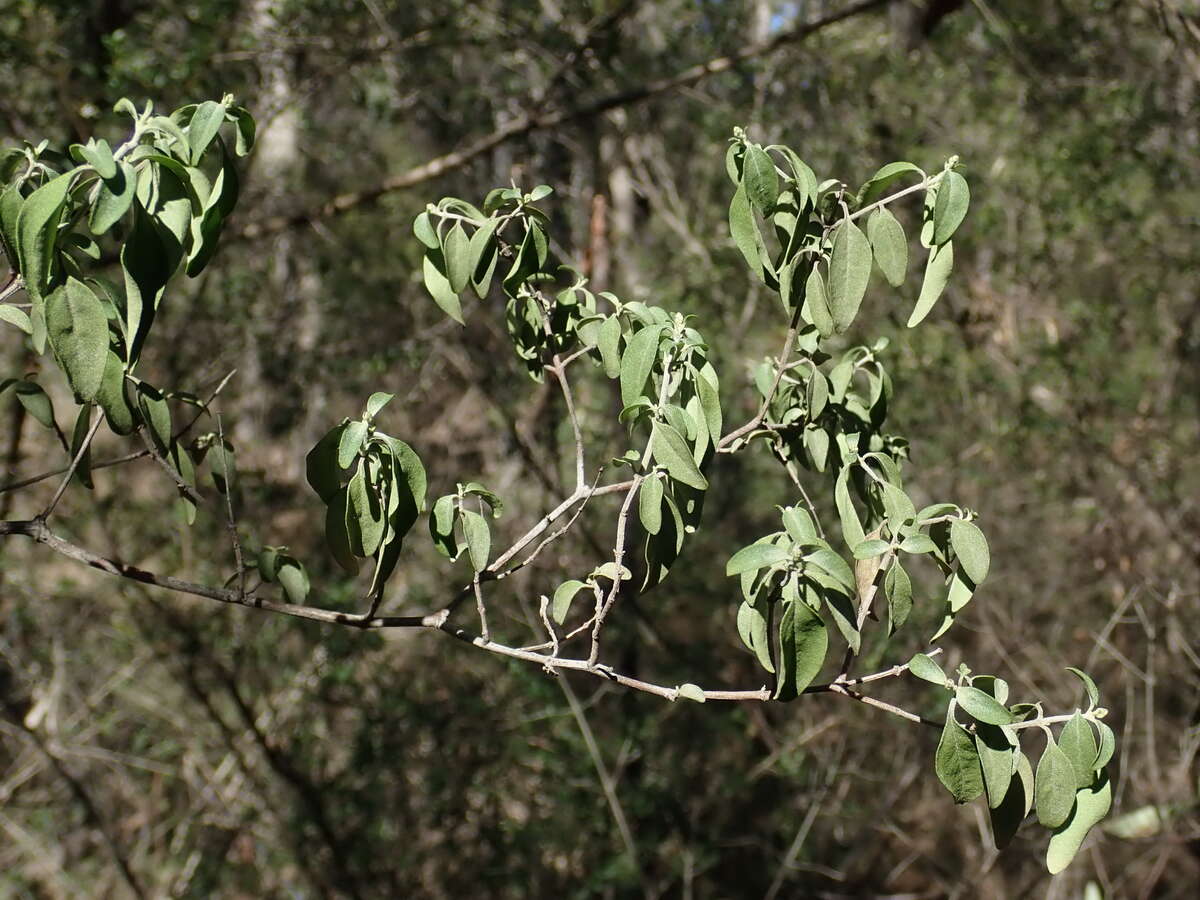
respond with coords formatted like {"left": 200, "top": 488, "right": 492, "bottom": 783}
{"left": 214, "top": 414, "right": 245, "bottom": 599}
{"left": 0, "top": 369, "right": 237, "bottom": 496}
{"left": 589, "top": 475, "right": 641, "bottom": 665}
{"left": 39, "top": 408, "right": 102, "bottom": 520}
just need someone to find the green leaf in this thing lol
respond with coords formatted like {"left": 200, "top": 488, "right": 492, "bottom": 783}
{"left": 257, "top": 547, "right": 280, "bottom": 582}
{"left": 443, "top": 222, "right": 471, "bottom": 294}
{"left": 80, "top": 138, "right": 117, "bottom": 179}
{"left": 950, "top": 518, "right": 990, "bottom": 584}
{"left": 231, "top": 107, "right": 256, "bottom": 156}
{"left": 276, "top": 558, "right": 310, "bottom": 605}
{"left": 306, "top": 423, "right": 346, "bottom": 502}
{"left": 638, "top": 474, "right": 663, "bottom": 535}
{"left": 208, "top": 439, "right": 235, "bottom": 495}
{"left": 467, "top": 219, "right": 497, "bottom": 297}
{"left": 885, "top": 560, "right": 912, "bottom": 633}
{"left": 136, "top": 383, "right": 172, "bottom": 452}
{"left": 45, "top": 278, "right": 109, "bottom": 402}
{"left": 990, "top": 752, "right": 1035, "bottom": 849}
{"left": 907, "top": 238, "right": 953, "bottom": 329}
{"left": 597, "top": 316, "right": 622, "bottom": 379}
{"left": 551, "top": 580, "right": 586, "bottom": 625}
{"left": 0, "top": 181, "right": 23, "bottom": 263}
{"left": 781, "top": 506, "right": 816, "bottom": 544}
{"left": 348, "top": 466, "right": 385, "bottom": 557}
{"left": 95, "top": 351, "right": 134, "bottom": 435}
{"left": 365, "top": 392, "right": 393, "bottom": 419}
{"left": 935, "top": 711, "right": 985, "bottom": 803}
{"left": 12, "top": 380, "right": 55, "bottom": 429}
{"left": 851, "top": 538, "right": 890, "bottom": 560}
{"left": 975, "top": 724, "right": 1016, "bottom": 809}
{"left": 429, "top": 494, "right": 460, "bottom": 560}
{"left": 693, "top": 364, "right": 722, "bottom": 442}
{"left": 423, "top": 253, "right": 464, "bottom": 324}
{"left": 774, "top": 600, "right": 827, "bottom": 700}
{"left": 187, "top": 100, "right": 226, "bottom": 164}
{"left": 1093, "top": 720, "right": 1116, "bottom": 771}
{"left": 337, "top": 420, "right": 367, "bottom": 469}
{"left": 738, "top": 599, "right": 775, "bottom": 674}
{"left": 900, "top": 533, "right": 937, "bottom": 554}
{"left": 805, "top": 549, "right": 854, "bottom": 593}
{"left": 650, "top": 420, "right": 708, "bottom": 490}
{"left": 742, "top": 145, "right": 779, "bottom": 215}
{"left": 382, "top": 436, "right": 427, "bottom": 513}
{"left": 726, "top": 542, "right": 789, "bottom": 576}
{"left": 89, "top": 161, "right": 137, "bottom": 235}
{"left": 16, "top": 171, "right": 73, "bottom": 300}
{"left": 834, "top": 468, "right": 865, "bottom": 549}
{"left": 676, "top": 683, "right": 706, "bottom": 703}
{"left": 120, "top": 202, "right": 171, "bottom": 364}
{"left": 413, "top": 211, "right": 439, "bottom": 249}
{"left": 1065, "top": 666, "right": 1100, "bottom": 710}
{"left": 171, "top": 440, "right": 196, "bottom": 523}
{"left": 325, "top": 488, "right": 360, "bottom": 574}
{"left": 461, "top": 508, "right": 490, "bottom": 572}
{"left": 866, "top": 207, "right": 907, "bottom": 287}
{"left": 827, "top": 219, "right": 872, "bottom": 333}
{"left": 1047, "top": 771, "right": 1112, "bottom": 874}
{"left": 1059, "top": 713, "right": 1100, "bottom": 789}
{"left": 1036, "top": 737, "right": 1079, "bottom": 829}
{"left": 804, "top": 266, "right": 835, "bottom": 338}
{"left": 729, "top": 182, "right": 765, "bottom": 281}
{"left": 69, "top": 406, "right": 95, "bottom": 490}
{"left": 956, "top": 685, "right": 1014, "bottom": 725}
{"left": 620, "top": 324, "right": 663, "bottom": 407}
{"left": 908, "top": 653, "right": 948, "bottom": 686}
{"left": 0, "top": 304, "right": 32, "bottom": 334}
{"left": 932, "top": 170, "right": 969, "bottom": 245}
{"left": 856, "top": 161, "right": 924, "bottom": 206}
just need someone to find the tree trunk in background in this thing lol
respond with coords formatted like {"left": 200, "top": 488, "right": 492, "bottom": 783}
{"left": 238, "top": 0, "right": 325, "bottom": 480}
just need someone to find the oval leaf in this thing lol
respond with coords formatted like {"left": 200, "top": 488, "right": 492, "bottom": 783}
{"left": 1047, "top": 771, "right": 1112, "bottom": 874}
{"left": 620, "top": 324, "right": 663, "bottom": 407}
{"left": 650, "top": 420, "right": 708, "bottom": 490}
{"left": 461, "top": 508, "right": 490, "bottom": 572}
{"left": 827, "top": 219, "right": 872, "bottom": 333}
{"left": 932, "top": 170, "right": 969, "bottom": 245}
{"left": 956, "top": 685, "right": 1013, "bottom": 725}
{"left": 907, "top": 240, "right": 953, "bottom": 328}
{"left": 936, "top": 711, "right": 985, "bottom": 803}
{"left": 950, "top": 518, "right": 990, "bottom": 584}
{"left": 867, "top": 207, "right": 907, "bottom": 287}
{"left": 1036, "top": 738, "right": 1079, "bottom": 829}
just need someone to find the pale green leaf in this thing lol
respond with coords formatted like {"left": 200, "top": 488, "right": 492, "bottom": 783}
{"left": 726, "top": 542, "right": 789, "bottom": 576}
{"left": 867, "top": 207, "right": 907, "bottom": 287}
{"left": 44, "top": 278, "right": 109, "bottom": 402}
{"left": 676, "top": 683, "right": 706, "bottom": 703}
{"left": 461, "top": 508, "right": 490, "bottom": 572}
{"left": 827, "top": 219, "right": 872, "bottom": 333}
{"left": 743, "top": 145, "right": 779, "bottom": 214}
{"left": 1036, "top": 738, "right": 1079, "bottom": 829}
{"left": 956, "top": 685, "right": 1014, "bottom": 725}
{"left": 950, "top": 518, "right": 990, "bottom": 584}
{"left": 936, "top": 711, "right": 985, "bottom": 803}
{"left": 804, "top": 266, "right": 834, "bottom": 338}
{"left": 620, "top": 324, "right": 663, "bottom": 407}
{"left": 1059, "top": 713, "right": 1100, "bottom": 789}
{"left": 638, "top": 474, "right": 663, "bottom": 535}
{"left": 650, "top": 420, "right": 708, "bottom": 490}
{"left": 908, "top": 652, "right": 948, "bottom": 686}
{"left": 907, "top": 240, "right": 953, "bottom": 328}
{"left": 552, "top": 580, "right": 586, "bottom": 625}
{"left": 932, "top": 170, "right": 969, "bottom": 245}
{"left": 1047, "top": 771, "right": 1112, "bottom": 874}
{"left": 423, "top": 253, "right": 464, "bottom": 324}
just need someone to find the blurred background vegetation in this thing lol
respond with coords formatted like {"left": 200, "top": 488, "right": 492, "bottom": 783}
{"left": 1, "top": 0, "right": 1198, "bottom": 897}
